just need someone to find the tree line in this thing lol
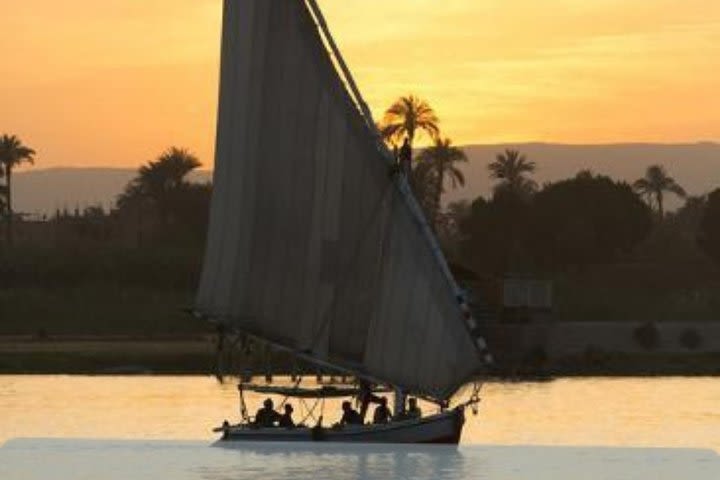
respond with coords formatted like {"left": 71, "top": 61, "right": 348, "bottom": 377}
{"left": 0, "top": 135, "right": 211, "bottom": 248}
{"left": 374, "top": 96, "right": 720, "bottom": 276}
{"left": 3, "top": 100, "right": 720, "bottom": 273}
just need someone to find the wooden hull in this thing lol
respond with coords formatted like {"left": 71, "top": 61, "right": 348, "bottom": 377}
{"left": 218, "top": 408, "right": 465, "bottom": 444}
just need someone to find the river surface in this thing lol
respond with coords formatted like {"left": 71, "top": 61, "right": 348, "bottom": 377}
{"left": 1, "top": 376, "right": 718, "bottom": 479}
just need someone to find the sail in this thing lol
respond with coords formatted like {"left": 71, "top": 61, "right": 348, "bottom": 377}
{"left": 196, "top": 0, "right": 487, "bottom": 401}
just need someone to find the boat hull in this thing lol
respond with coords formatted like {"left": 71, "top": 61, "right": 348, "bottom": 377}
{"left": 219, "top": 408, "right": 465, "bottom": 444}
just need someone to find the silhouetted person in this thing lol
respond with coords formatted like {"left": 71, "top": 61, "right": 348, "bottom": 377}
{"left": 372, "top": 397, "right": 392, "bottom": 424}
{"left": 398, "top": 137, "right": 412, "bottom": 177}
{"left": 406, "top": 397, "right": 422, "bottom": 419}
{"left": 358, "top": 380, "right": 382, "bottom": 421}
{"left": 394, "top": 387, "right": 406, "bottom": 417}
{"left": 340, "top": 400, "right": 363, "bottom": 426}
{"left": 220, "top": 419, "right": 231, "bottom": 439}
{"left": 254, "top": 398, "right": 281, "bottom": 428}
{"left": 278, "top": 404, "right": 295, "bottom": 428}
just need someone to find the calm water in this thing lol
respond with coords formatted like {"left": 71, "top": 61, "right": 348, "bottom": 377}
{"left": 1, "top": 376, "right": 718, "bottom": 479}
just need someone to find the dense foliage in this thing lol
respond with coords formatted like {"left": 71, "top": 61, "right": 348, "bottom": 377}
{"left": 116, "top": 147, "right": 211, "bottom": 245}
{"left": 529, "top": 173, "right": 653, "bottom": 268}
{"left": 3, "top": 94, "right": 720, "bottom": 338}
{"left": 457, "top": 173, "right": 654, "bottom": 273}
{"left": 698, "top": 188, "right": 720, "bottom": 265}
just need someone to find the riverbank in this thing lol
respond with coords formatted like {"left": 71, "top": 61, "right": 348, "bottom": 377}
{"left": 1, "top": 336, "right": 718, "bottom": 377}
{"left": 0, "top": 336, "right": 216, "bottom": 374}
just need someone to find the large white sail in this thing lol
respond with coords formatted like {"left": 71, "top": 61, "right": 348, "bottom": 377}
{"left": 197, "top": 0, "right": 487, "bottom": 401}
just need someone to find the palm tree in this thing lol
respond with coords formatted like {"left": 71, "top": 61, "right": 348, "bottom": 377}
{"left": 633, "top": 165, "right": 686, "bottom": 219}
{"left": 120, "top": 147, "right": 201, "bottom": 203}
{"left": 416, "top": 137, "right": 467, "bottom": 227}
{"left": 443, "top": 199, "right": 471, "bottom": 244}
{"left": 0, "top": 134, "right": 36, "bottom": 243}
{"left": 139, "top": 147, "right": 201, "bottom": 194}
{"left": 487, "top": 149, "right": 537, "bottom": 197}
{"left": 379, "top": 95, "right": 440, "bottom": 153}
{"left": 118, "top": 147, "right": 201, "bottom": 225}
{"left": 409, "top": 160, "right": 438, "bottom": 220}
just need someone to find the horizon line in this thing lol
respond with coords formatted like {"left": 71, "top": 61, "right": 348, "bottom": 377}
{"left": 14, "top": 140, "right": 720, "bottom": 172}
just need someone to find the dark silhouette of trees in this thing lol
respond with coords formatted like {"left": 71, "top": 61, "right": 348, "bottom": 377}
{"left": 488, "top": 149, "right": 537, "bottom": 198}
{"left": 671, "top": 195, "right": 707, "bottom": 232}
{"left": 458, "top": 172, "right": 653, "bottom": 273}
{"left": 118, "top": 147, "right": 201, "bottom": 225}
{"left": 454, "top": 149, "right": 539, "bottom": 273}
{"left": 0, "top": 134, "right": 36, "bottom": 243}
{"left": 117, "top": 147, "right": 209, "bottom": 245}
{"left": 83, "top": 205, "right": 106, "bottom": 219}
{"left": 697, "top": 188, "right": 720, "bottom": 265}
{"left": 441, "top": 199, "right": 471, "bottom": 247}
{"left": 165, "top": 182, "right": 212, "bottom": 241}
{"left": 120, "top": 147, "right": 201, "bottom": 203}
{"left": 633, "top": 165, "right": 686, "bottom": 220}
{"left": 379, "top": 95, "right": 439, "bottom": 152}
{"left": 458, "top": 190, "right": 532, "bottom": 274}
{"left": 529, "top": 173, "right": 653, "bottom": 268}
{"left": 638, "top": 195, "right": 709, "bottom": 264}
{"left": 415, "top": 137, "right": 467, "bottom": 227}
{"left": 409, "top": 160, "right": 438, "bottom": 220}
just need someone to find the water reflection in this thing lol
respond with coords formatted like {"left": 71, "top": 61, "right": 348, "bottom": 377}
{"left": 199, "top": 442, "right": 467, "bottom": 480}
{"left": 2, "top": 439, "right": 718, "bottom": 480}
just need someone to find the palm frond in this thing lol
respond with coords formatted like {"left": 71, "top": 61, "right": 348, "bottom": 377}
{"left": 378, "top": 94, "right": 440, "bottom": 145}
{"left": 634, "top": 164, "right": 686, "bottom": 214}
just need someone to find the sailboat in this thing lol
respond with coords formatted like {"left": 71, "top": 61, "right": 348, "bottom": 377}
{"left": 194, "top": 0, "right": 492, "bottom": 444}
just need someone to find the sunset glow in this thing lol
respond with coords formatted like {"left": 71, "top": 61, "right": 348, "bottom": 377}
{"left": 3, "top": 0, "right": 720, "bottom": 168}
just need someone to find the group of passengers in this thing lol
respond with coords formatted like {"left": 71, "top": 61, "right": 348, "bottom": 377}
{"left": 254, "top": 398, "right": 296, "bottom": 428}
{"left": 252, "top": 395, "right": 422, "bottom": 429}
{"left": 340, "top": 396, "right": 421, "bottom": 426}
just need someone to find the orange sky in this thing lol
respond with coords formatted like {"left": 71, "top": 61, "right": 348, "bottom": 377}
{"left": 2, "top": 0, "right": 720, "bottom": 169}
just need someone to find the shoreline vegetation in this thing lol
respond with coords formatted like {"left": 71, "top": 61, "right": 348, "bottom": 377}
{"left": 2, "top": 95, "right": 720, "bottom": 378}
{"left": 1, "top": 336, "right": 719, "bottom": 377}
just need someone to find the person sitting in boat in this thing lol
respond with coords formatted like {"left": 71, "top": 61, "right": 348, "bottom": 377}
{"left": 406, "top": 397, "right": 422, "bottom": 419}
{"left": 254, "top": 398, "right": 282, "bottom": 428}
{"left": 340, "top": 400, "right": 363, "bottom": 426}
{"left": 278, "top": 404, "right": 295, "bottom": 429}
{"left": 372, "top": 397, "right": 392, "bottom": 424}
{"left": 358, "top": 380, "right": 382, "bottom": 421}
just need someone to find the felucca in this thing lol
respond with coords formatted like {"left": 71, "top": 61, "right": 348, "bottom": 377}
{"left": 194, "top": 0, "right": 492, "bottom": 444}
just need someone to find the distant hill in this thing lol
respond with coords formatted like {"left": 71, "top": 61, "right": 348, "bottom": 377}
{"left": 446, "top": 142, "right": 720, "bottom": 210}
{"left": 12, "top": 143, "right": 720, "bottom": 216}
{"left": 14, "top": 168, "right": 212, "bottom": 218}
